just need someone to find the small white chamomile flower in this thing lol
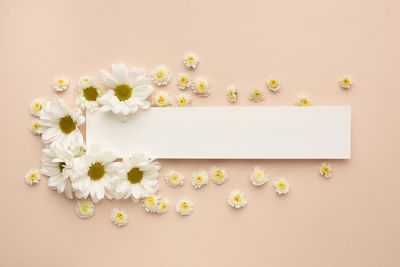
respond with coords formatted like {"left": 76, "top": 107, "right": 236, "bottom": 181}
{"left": 152, "top": 91, "right": 171, "bottom": 107}
{"left": 226, "top": 85, "right": 238, "bottom": 103}
{"left": 296, "top": 94, "right": 311, "bottom": 106}
{"left": 319, "top": 162, "right": 333, "bottom": 178}
{"left": 266, "top": 79, "right": 281, "bottom": 93}
{"left": 25, "top": 169, "right": 41, "bottom": 185}
{"left": 176, "top": 73, "right": 192, "bottom": 90}
{"left": 111, "top": 208, "right": 129, "bottom": 227}
{"left": 228, "top": 190, "right": 247, "bottom": 209}
{"left": 273, "top": 178, "right": 290, "bottom": 195}
{"left": 29, "top": 119, "right": 43, "bottom": 136}
{"left": 249, "top": 166, "right": 269, "bottom": 187}
{"left": 176, "top": 198, "right": 194, "bottom": 216}
{"left": 339, "top": 76, "right": 352, "bottom": 89}
{"left": 248, "top": 88, "right": 265, "bottom": 102}
{"left": 176, "top": 93, "right": 192, "bottom": 107}
{"left": 157, "top": 198, "right": 169, "bottom": 215}
{"left": 143, "top": 195, "right": 160, "bottom": 213}
{"left": 52, "top": 75, "right": 69, "bottom": 92}
{"left": 29, "top": 98, "right": 45, "bottom": 116}
{"left": 191, "top": 170, "right": 209, "bottom": 189}
{"left": 192, "top": 77, "right": 210, "bottom": 96}
{"left": 164, "top": 169, "right": 184, "bottom": 188}
{"left": 75, "top": 76, "right": 103, "bottom": 112}
{"left": 183, "top": 52, "right": 199, "bottom": 69}
{"left": 209, "top": 167, "right": 229, "bottom": 185}
{"left": 151, "top": 65, "right": 171, "bottom": 86}
{"left": 75, "top": 200, "right": 95, "bottom": 219}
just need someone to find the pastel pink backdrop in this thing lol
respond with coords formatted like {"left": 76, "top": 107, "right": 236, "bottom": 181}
{"left": 1, "top": 0, "right": 399, "bottom": 266}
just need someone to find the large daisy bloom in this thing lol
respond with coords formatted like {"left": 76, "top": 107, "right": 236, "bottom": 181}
{"left": 266, "top": 79, "right": 280, "bottom": 93}
{"left": 176, "top": 198, "right": 194, "bottom": 216}
{"left": 75, "top": 200, "right": 95, "bottom": 219}
{"left": 151, "top": 65, "right": 171, "bottom": 86}
{"left": 29, "top": 98, "right": 45, "bottom": 117}
{"left": 176, "top": 73, "right": 192, "bottom": 90}
{"left": 29, "top": 119, "right": 43, "bottom": 136}
{"left": 191, "top": 170, "right": 209, "bottom": 189}
{"left": 98, "top": 63, "right": 153, "bottom": 121}
{"left": 248, "top": 88, "right": 265, "bottom": 102}
{"left": 183, "top": 52, "right": 199, "bottom": 69}
{"left": 164, "top": 169, "right": 184, "bottom": 188}
{"left": 39, "top": 98, "right": 85, "bottom": 150}
{"left": 111, "top": 208, "right": 129, "bottom": 227}
{"left": 25, "top": 169, "right": 41, "bottom": 186}
{"left": 319, "top": 162, "right": 332, "bottom": 178}
{"left": 71, "top": 146, "right": 118, "bottom": 203}
{"left": 296, "top": 94, "right": 311, "bottom": 106}
{"left": 114, "top": 154, "right": 161, "bottom": 203}
{"left": 52, "top": 76, "right": 69, "bottom": 92}
{"left": 226, "top": 85, "right": 238, "bottom": 103}
{"left": 273, "top": 178, "right": 290, "bottom": 195}
{"left": 339, "top": 76, "right": 352, "bottom": 89}
{"left": 40, "top": 146, "right": 76, "bottom": 199}
{"left": 152, "top": 91, "right": 171, "bottom": 107}
{"left": 249, "top": 166, "right": 269, "bottom": 187}
{"left": 192, "top": 77, "right": 210, "bottom": 96}
{"left": 228, "top": 190, "right": 247, "bottom": 209}
{"left": 176, "top": 93, "right": 192, "bottom": 107}
{"left": 209, "top": 167, "right": 229, "bottom": 185}
{"left": 75, "top": 76, "right": 103, "bottom": 112}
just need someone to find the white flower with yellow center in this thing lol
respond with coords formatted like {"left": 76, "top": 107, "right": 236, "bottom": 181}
{"left": 296, "top": 94, "right": 311, "bottom": 106}
{"left": 164, "top": 169, "right": 184, "bottom": 188}
{"left": 151, "top": 65, "right": 171, "bottom": 86}
{"left": 40, "top": 146, "right": 76, "bottom": 199}
{"left": 111, "top": 208, "right": 129, "bottom": 227}
{"left": 114, "top": 154, "right": 161, "bottom": 203}
{"left": 183, "top": 53, "right": 199, "bottom": 69}
{"left": 176, "top": 73, "right": 192, "bottom": 90}
{"left": 157, "top": 198, "right": 169, "bottom": 215}
{"left": 52, "top": 76, "right": 69, "bottom": 92}
{"left": 152, "top": 91, "right": 171, "bottom": 107}
{"left": 25, "top": 169, "right": 41, "bottom": 185}
{"left": 71, "top": 146, "right": 118, "bottom": 203}
{"left": 266, "top": 79, "right": 281, "bottom": 93}
{"left": 176, "top": 198, "right": 194, "bottom": 216}
{"left": 228, "top": 190, "right": 247, "bottom": 209}
{"left": 319, "top": 162, "right": 332, "bottom": 178}
{"left": 98, "top": 63, "right": 153, "bottom": 121}
{"left": 143, "top": 195, "right": 160, "bottom": 213}
{"left": 191, "top": 170, "right": 209, "bottom": 189}
{"left": 209, "top": 167, "right": 229, "bottom": 185}
{"left": 339, "top": 76, "right": 352, "bottom": 89}
{"left": 176, "top": 93, "right": 192, "bottom": 107}
{"left": 273, "top": 178, "right": 290, "bottom": 195}
{"left": 192, "top": 78, "right": 210, "bottom": 96}
{"left": 75, "top": 200, "right": 95, "bottom": 219}
{"left": 29, "top": 119, "right": 43, "bottom": 136}
{"left": 39, "top": 98, "right": 85, "bottom": 150}
{"left": 29, "top": 98, "right": 45, "bottom": 117}
{"left": 75, "top": 76, "right": 103, "bottom": 112}
{"left": 249, "top": 166, "right": 269, "bottom": 187}
{"left": 248, "top": 88, "right": 265, "bottom": 102}
{"left": 226, "top": 85, "right": 238, "bottom": 103}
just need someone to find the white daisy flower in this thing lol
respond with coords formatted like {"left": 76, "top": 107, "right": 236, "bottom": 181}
{"left": 296, "top": 94, "right": 311, "bottom": 106}
{"left": 273, "top": 178, "right": 290, "bottom": 195}
{"left": 29, "top": 98, "right": 45, "bottom": 116}
{"left": 209, "top": 167, "right": 229, "bottom": 185}
{"left": 228, "top": 190, "right": 247, "bottom": 209}
{"left": 143, "top": 195, "right": 160, "bottom": 213}
{"left": 111, "top": 208, "right": 129, "bottom": 227}
{"left": 151, "top": 65, "right": 171, "bottom": 86}
{"left": 114, "top": 154, "right": 161, "bottom": 203}
{"left": 191, "top": 170, "right": 209, "bottom": 189}
{"left": 266, "top": 79, "right": 280, "bottom": 93}
{"left": 176, "top": 73, "right": 192, "bottom": 90}
{"left": 183, "top": 52, "right": 199, "bottom": 69}
{"left": 339, "top": 76, "right": 352, "bottom": 89}
{"left": 40, "top": 146, "right": 76, "bottom": 199}
{"left": 226, "top": 85, "right": 238, "bottom": 103}
{"left": 75, "top": 76, "right": 103, "bottom": 112}
{"left": 98, "top": 63, "right": 153, "bottom": 121}
{"left": 164, "top": 169, "right": 184, "bottom": 188}
{"left": 192, "top": 78, "right": 210, "bottom": 96}
{"left": 152, "top": 91, "right": 171, "bottom": 107}
{"left": 25, "top": 169, "right": 41, "bottom": 185}
{"left": 319, "top": 162, "right": 332, "bottom": 178}
{"left": 52, "top": 76, "right": 69, "bottom": 92}
{"left": 176, "top": 93, "right": 192, "bottom": 107}
{"left": 176, "top": 198, "right": 194, "bottom": 216}
{"left": 75, "top": 200, "right": 95, "bottom": 219}
{"left": 249, "top": 166, "right": 269, "bottom": 187}
{"left": 248, "top": 88, "right": 265, "bottom": 102}
{"left": 39, "top": 98, "right": 85, "bottom": 150}
{"left": 29, "top": 119, "right": 43, "bottom": 136}
{"left": 71, "top": 146, "right": 118, "bottom": 203}
{"left": 157, "top": 198, "right": 169, "bottom": 215}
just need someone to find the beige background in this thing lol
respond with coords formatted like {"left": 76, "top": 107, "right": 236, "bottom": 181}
{"left": 1, "top": 0, "right": 400, "bottom": 266}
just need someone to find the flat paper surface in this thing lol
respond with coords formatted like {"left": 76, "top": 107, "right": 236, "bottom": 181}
{"left": 86, "top": 106, "right": 351, "bottom": 159}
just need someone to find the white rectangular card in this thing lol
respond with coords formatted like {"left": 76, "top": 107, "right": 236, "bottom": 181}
{"left": 86, "top": 106, "right": 351, "bottom": 159}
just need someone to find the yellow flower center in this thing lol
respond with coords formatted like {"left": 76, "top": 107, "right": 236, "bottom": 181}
{"left": 277, "top": 182, "right": 286, "bottom": 191}
{"left": 214, "top": 171, "right": 223, "bottom": 180}
{"left": 127, "top": 167, "right": 143, "bottom": 184}
{"left": 187, "top": 56, "right": 195, "bottom": 63}
{"left": 181, "top": 202, "right": 190, "bottom": 211}
{"left": 83, "top": 86, "right": 98, "bottom": 101}
{"left": 180, "top": 76, "right": 188, "bottom": 84}
{"left": 269, "top": 80, "right": 278, "bottom": 88}
{"left": 32, "top": 122, "right": 41, "bottom": 130}
{"left": 157, "top": 96, "right": 166, "bottom": 105}
{"left": 323, "top": 167, "right": 330, "bottom": 174}
{"left": 59, "top": 115, "right": 76, "bottom": 134}
{"left": 233, "top": 195, "right": 241, "bottom": 203}
{"left": 195, "top": 176, "right": 203, "bottom": 183}
{"left": 156, "top": 70, "right": 165, "bottom": 79}
{"left": 32, "top": 102, "right": 42, "bottom": 112}
{"left": 145, "top": 197, "right": 157, "bottom": 207}
{"left": 79, "top": 203, "right": 90, "bottom": 215}
{"left": 178, "top": 98, "right": 187, "bottom": 106}
{"left": 197, "top": 82, "right": 207, "bottom": 93}
{"left": 57, "top": 79, "right": 65, "bottom": 86}
{"left": 87, "top": 162, "right": 105, "bottom": 181}
{"left": 114, "top": 84, "right": 133, "bottom": 101}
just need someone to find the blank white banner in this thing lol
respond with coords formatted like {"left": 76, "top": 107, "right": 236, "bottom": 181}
{"left": 86, "top": 106, "right": 351, "bottom": 159}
